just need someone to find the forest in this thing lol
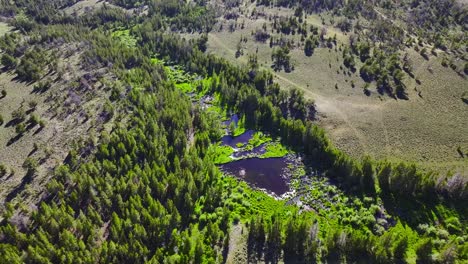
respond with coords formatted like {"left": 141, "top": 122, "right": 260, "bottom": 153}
{"left": 0, "top": 0, "right": 466, "bottom": 263}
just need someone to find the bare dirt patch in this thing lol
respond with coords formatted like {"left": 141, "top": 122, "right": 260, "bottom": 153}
{"left": 225, "top": 223, "right": 248, "bottom": 264}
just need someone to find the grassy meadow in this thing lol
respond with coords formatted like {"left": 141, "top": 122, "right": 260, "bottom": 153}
{"left": 205, "top": 5, "right": 468, "bottom": 173}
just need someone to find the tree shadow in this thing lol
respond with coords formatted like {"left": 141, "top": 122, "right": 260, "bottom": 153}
{"left": 380, "top": 193, "right": 437, "bottom": 229}
{"left": 25, "top": 108, "right": 35, "bottom": 115}
{"left": 403, "top": 68, "right": 414, "bottom": 79}
{"left": 4, "top": 171, "right": 15, "bottom": 181}
{"left": 5, "top": 118, "right": 23, "bottom": 128}
{"left": 456, "top": 71, "right": 467, "bottom": 79}
{"left": 5, "top": 171, "right": 34, "bottom": 202}
{"left": 11, "top": 75, "right": 36, "bottom": 86}
{"left": 28, "top": 146, "right": 38, "bottom": 157}
{"left": 7, "top": 133, "right": 24, "bottom": 146}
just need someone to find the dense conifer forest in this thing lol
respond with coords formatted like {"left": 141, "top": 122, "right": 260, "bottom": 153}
{"left": 0, "top": 0, "right": 466, "bottom": 263}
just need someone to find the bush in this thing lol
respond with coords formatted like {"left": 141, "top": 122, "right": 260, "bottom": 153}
{"left": 449, "top": 63, "right": 457, "bottom": 71}
{"left": 1, "top": 53, "right": 17, "bottom": 69}
{"left": 28, "top": 100, "right": 38, "bottom": 110}
{"left": 16, "top": 59, "right": 42, "bottom": 81}
{"left": 304, "top": 38, "right": 316, "bottom": 56}
{"left": 1, "top": 90, "right": 6, "bottom": 97}
{"left": 39, "top": 120, "right": 46, "bottom": 129}
{"left": 0, "top": 164, "right": 7, "bottom": 177}
{"left": 15, "top": 123, "right": 26, "bottom": 134}
{"left": 28, "top": 114, "right": 40, "bottom": 126}
{"left": 420, "top": 48, "right": 428, "bottom": 60}
{"left": 0, "top": 114, "right": 3, "bottom": 125}
{"left": 11, "top": 107, "right": 25, "bottom": 121}
{"left": 33, "top": 81, "right": 51, "bottom": 93}
{"left": 23, "top": 157, "right": 38, "bottom": 175}
{"left": 441, "top": 59, "right": 448, "bottom": 67}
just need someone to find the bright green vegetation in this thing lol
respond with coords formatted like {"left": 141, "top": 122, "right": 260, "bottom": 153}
{"left": 111, "top": 28, "right": 137, "bottom": 48}
{"left": 222, "top": 177, "right": 296, "bottom": 221}
{"left": 0, "top": 0, "right": 466, "bottom": 263}
{"left": 151, "top": 57, "right": 214, "bottom": 97}
{"left": 207, "top": 0, "right": 468, "bottom": 170}
{"left": 231, "top": 115, "right": 246, "bottom": 137}
{"left": 262, "top": 141, "right": 288, "bottom": 158}
{"left": 247, "top": 132, "right": 272, "bottom": 149}
{"left": 222, "top": 130, "right": 289, "bottom": 159}
{"left": 207, "top": 103, "right": 229, "bottom": 121}
{"left": 212, "top": 144, "right": 234, "bottom": 164}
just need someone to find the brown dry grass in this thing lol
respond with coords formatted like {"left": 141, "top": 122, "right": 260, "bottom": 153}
{"left": 206, "top": 3, "right": 468, "bottom": 173}
{"left": 0, "top": 42, "right": 115, "bottom": 209}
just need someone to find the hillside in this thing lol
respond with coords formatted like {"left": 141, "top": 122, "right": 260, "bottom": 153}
{"left": 206, "top": 0, "right": 468, "bottom": 171}
{"left": 0, "top": 0, "right": 467, "bottom": 263}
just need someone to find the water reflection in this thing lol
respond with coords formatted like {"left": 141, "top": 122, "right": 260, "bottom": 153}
{"left": 220, "top": 157, "right": 289, "bottom": 195}
{"left": 220, "top": 130, "right": 255, "bottom": 148}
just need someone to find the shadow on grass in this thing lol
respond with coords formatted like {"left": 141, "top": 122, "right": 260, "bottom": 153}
{"left": 4, "top": 171, "right": 15, "bottom": 181}
{"left": 33, "top": 126, "right": 44, "bottom": 135}
{"left": 28, "top": 147, "right": 38, "bottom": 157}
{"left": 380, "top": 193, "right": 467, "bottom": 230}
{"left": 25, "top": 108, "right": 35, "bottom": 115}
{"left": 381, "top": 194, "right": 435, "bottom": 227}
{"left": 7, "top": 133, "right": 24, "bottom": 146}
{"left": 11, "top": 75, "right": 36, "bottom": 86}
{"left": 5, "top": 171, "right": 34, "bottom": 202}
{"left": 5, "top": 118, "right": 23, "bottom": 128}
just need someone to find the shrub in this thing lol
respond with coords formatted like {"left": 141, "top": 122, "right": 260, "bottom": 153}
{"left": 0, "top": 164, "right": 7, "bottom": 177}
{"left": 15, "top": 123, "right": 26, "bottom": 134}
{"left": 11, "top": 108, "right": 26, "bottom": 121}
{"left": 16, "top": 59, "right": 42, "bottom": 81}
{"left": 28, "top": 114, "right": 40, "bottom": 126}
{"left": 1, "top": 90, "right": 6, "bottom": 97}
{"left": 441, "top": 59, "right": 448, "bottom": 67}
{"left": 1, "top": 53, "right": 17, "bottom": 69}
{"left": 28, "top": 100, "right": 38, "bottom": 110}
{"left": 23, "top": 157, "right": 38, "bottom": 175}
{"left": 33, "top": 81, "right": 51, "bottom": 93}
{"left": 420, "top": 48, "right": 428, "bottom": 59}
{"left": 449, "top": 63, "right": 457, "bottom": 71}
{"left": 39, "top": 120, "right": 46, "bottom": 129}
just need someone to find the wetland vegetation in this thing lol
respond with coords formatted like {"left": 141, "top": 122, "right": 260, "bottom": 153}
{"left": 0, "top": 0, "right": 466, "bottom": 263}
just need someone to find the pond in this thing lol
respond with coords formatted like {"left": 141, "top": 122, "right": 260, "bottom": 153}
{"left": 220, "top": 157, "right": 290, "bottom": 196}
{"left": 220, "top": 130, "right": 255, "bottom": 148}
{"left": 222, "top": 114, "right": 239, "bottom": 127}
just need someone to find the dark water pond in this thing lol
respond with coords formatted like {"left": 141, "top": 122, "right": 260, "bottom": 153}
{"left": 222, "top": 114, "right": 239, "bottom": 127}
{"left": 220, "top": 157, "right": 289, "bottom": 195}
{"left": 221, "top": 130, "right": 255, "bottom": 147}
